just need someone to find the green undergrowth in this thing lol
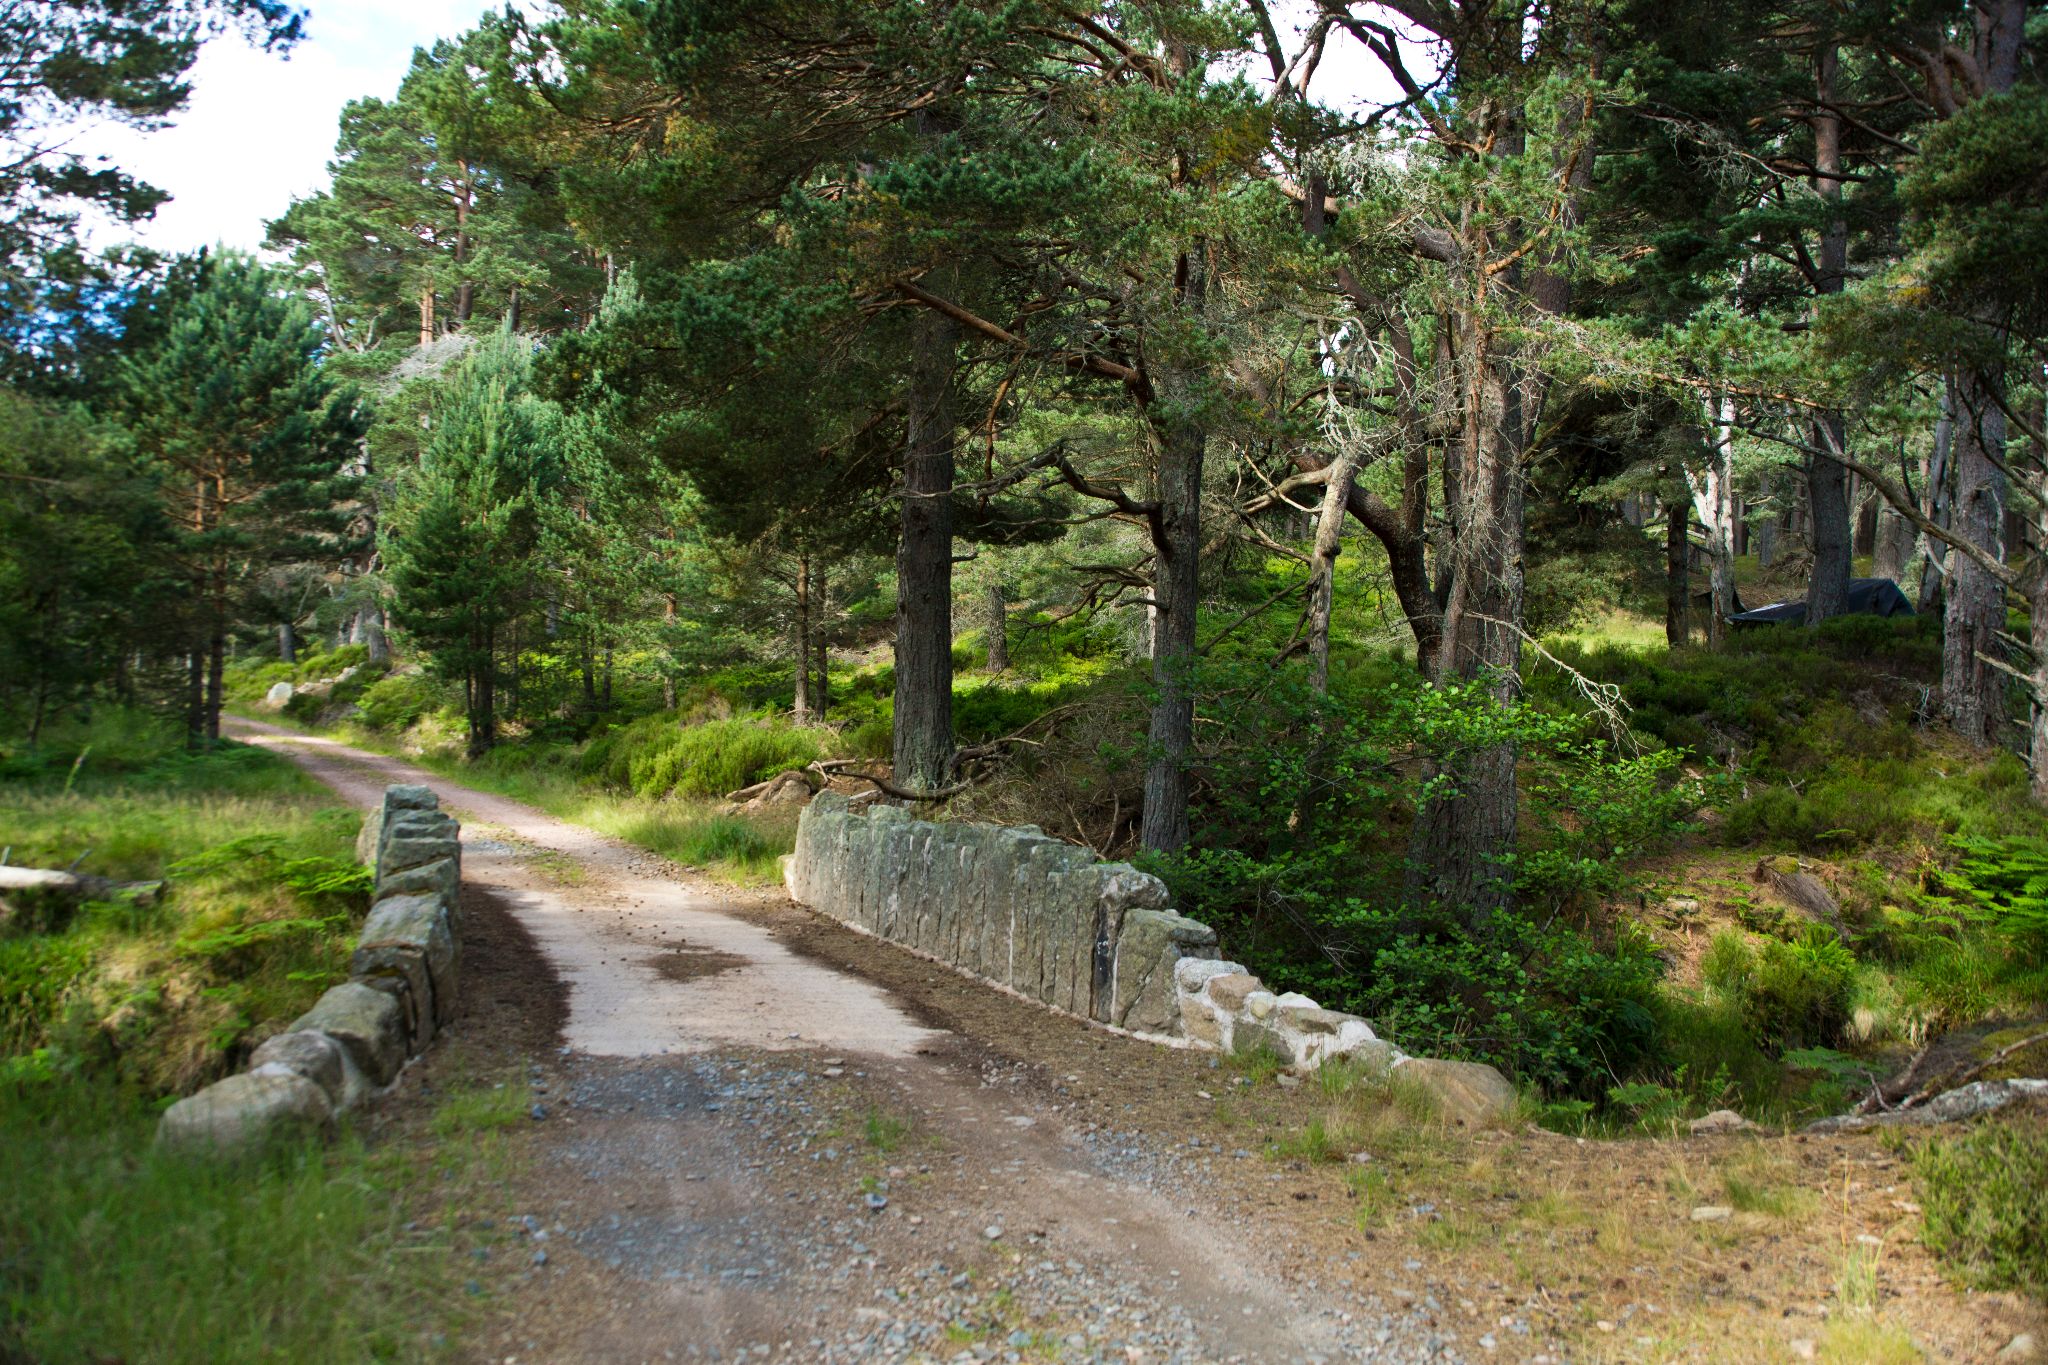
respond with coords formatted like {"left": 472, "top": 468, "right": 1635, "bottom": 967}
{"left": 0, "top": 1080, "right": 457, "bottom": 1362}
{"left": 1909, "top": 1116, "right": 2048, "bottom": 1298}
{"left": 0, "top": 709, "right": 370, "bottom": 1095}
{"left": 0, "top": 1057, "right": 540, "bottom": 1360}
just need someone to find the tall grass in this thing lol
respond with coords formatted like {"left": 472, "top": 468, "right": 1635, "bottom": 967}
{"left": 0, "top": 1082, "right": 458, "bottom": 1363}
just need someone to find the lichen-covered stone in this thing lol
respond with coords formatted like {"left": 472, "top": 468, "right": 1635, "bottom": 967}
{"left": 290, "top": 981, "right": 407, "bottom": 1087}
{"left": 376, "top": 857, "right": 457, "bottom": 906}
{"left": 384, "top": 784, "right": 438, "bottom": 812}
{"left": 157, "top": 1071, "right": 333, "bottom": 1154}
{"left": 790, "top": 794, "right": 1220, "bottom": 1036}
{"left": 378, "top": 835, "right": 458, "bottom": 877}
{"left": 355, "top": 892, "right": 458, "bottom": 1031}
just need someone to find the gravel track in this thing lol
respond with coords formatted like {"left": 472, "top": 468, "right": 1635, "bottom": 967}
{"left": 231, "top": 719, "right": 1474, "bottom": 1365}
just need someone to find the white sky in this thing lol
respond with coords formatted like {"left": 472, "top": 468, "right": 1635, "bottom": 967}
{"left": 75, "top": 1, "right": 1412, "bottom": 257}
{"left": 74, "top": 0, "right": 496, "bottom": 254}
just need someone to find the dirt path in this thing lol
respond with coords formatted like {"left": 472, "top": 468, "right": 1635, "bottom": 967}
{"left": 232, "top": 720, "right": 1463, "bottom": 1364}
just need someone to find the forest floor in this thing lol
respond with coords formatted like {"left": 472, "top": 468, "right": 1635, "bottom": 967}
{"left": 228, "top": 718, "right": 2045, "bottom": 1365}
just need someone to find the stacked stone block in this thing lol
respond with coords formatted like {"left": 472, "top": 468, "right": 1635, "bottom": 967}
{"left": 158, "top": 784, "right": 463, "bottom": 1154}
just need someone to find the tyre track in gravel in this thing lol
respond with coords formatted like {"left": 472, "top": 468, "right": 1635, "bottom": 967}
{"left": 231, "top": 718, "right": 1460, "bottom": 1364}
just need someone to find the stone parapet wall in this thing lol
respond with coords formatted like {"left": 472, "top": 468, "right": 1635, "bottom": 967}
{"left": 158, "top": 783, "right": 462, "bottom": 1154}
{"left": 787, "top": 794, "right": 1517, "bottom": 1124}
{"left": 787, "top": 793, "right": 1217, "bottom": 1035}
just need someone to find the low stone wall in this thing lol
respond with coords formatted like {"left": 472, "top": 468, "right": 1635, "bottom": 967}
{"left": 787, "top": 794, "right": 1516, "bottom": 1124}
{"left": 158, "top": 783, "right": 462, "bottom": 1154}
{"left": 787, "top": 794, "right": 1217, "bottom": 1035}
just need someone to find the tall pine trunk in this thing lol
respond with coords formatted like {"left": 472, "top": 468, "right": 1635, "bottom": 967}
{"left": 892, "top": 310, "right": 958, "bottom": 794}
{"left": 1140, "top": 413, "right": 1205, "bottom": 853}
{"left": 1690, "top": 398, "right": 1740, "bottom": 646}
{"left": 185, "top": 650, "right": 206, "bottom": 750}
{"left": 1807, "top": 415, "right": 1853, "bottom": 623}
{"left": 468, "top": 622, "right": 496, "bottom": 759}
{"left": 1406, "top": 354, "right": 1528, "bottom": 921}
{"left": 1943, "top": 370, "right": 2009, "bottom": 746}
{"left": 1805, "top": 46, "right": 1852, "bottom": 625}
{"left": 1665, "top": 497, "right": 1689, "bottom": 648}
{"left": 814, "top": 568, "right": 831, "bottom": 718}
{"left": 278, "top": 621, "right": 296, "bottom": 664}
{"left": 205, "top": 624, "right": 225, "bottom": 744}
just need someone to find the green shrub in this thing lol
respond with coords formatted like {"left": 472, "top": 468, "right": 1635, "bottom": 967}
{"left": 354, "top": 670, "right": 446, "bottom": 732}
{"left": 1913, "top": 1120, "right": 2048, "bottom": 1297}
{"left": 585, "top": 716, "right": 821, "bottom": 799}
{"left": 1702, "top": 927, "right": 1856, "bottom": 1053}
{"left": 1148, "top": 659, "right": 1698, "bottom": 1095}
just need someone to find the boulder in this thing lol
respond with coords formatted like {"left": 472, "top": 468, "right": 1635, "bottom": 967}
{"left": 289, "top": 982, "right": 407, "bottom": 1087}
{"left": 1242, "top": 990, "right": 1279, "bottom": 1020}
{"left": 740, "top": 770, "right": 814, "bottom": 813}
{"left": 247, "top": 1030, "right": 357, "bottom": 1107}
{"left": 1394, "top": 1056, "right": 1518, "bottom": 1127}
{"left": 1232, "top": 1020, "right": 1296, "bottom": 1067}
{"left": 264, "top": 682, "right": 294, "bottom": 707}
{"left": 1329, "top": 1037, "right": 1398, "bottom": 1076}
{"left": 1688, "top": 1109, "right": 1754, "bottom": 1136}
{"left": 157, "top": 1071, "right": 333, "bottom": 1154}
{"left": 1173, "top": 957, "right": 1246, "bottom": 995}
{"left": 352, "top": 892, "right": 458, "bottom": 1035}
{"left": 1753, "top": 856, "right": 1842, "bottom": 933}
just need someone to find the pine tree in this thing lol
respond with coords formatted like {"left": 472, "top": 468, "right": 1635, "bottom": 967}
{"left": 120, "top": 253, "right": 364, "bottom": 746}
{"left": 383, "top": 331, "right": 557, "bottom": 757}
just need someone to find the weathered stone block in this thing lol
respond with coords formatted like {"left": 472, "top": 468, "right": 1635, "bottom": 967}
{"left": 1278, "top": 1005, "right": 1353, "bottom": 1035}
{"left": 290, "top": 982, "right": 407, "bottom": 1087}
{"left": 1179, "top": 1001, "right": 1226, "bottom": 1047}
{"left": 1394, "top": 1056, "right": 1517, "bottom": 1127}
{"left": 377, "top": 857, "right": 457, "bottom": 906}
{"left": 1174, "top": 957, "right": 1246, "bottom": 994}
{"left": 1231, "top": 1020, "right": 1295, "bottom": 1067}
{"left": 378, "top": 835, "right": 458, "bottom": 876}
{"left": 158, "top": 1071, "right": 333, "bottom": 1154}
{"left": 248, "top": 1030, "right": 354, "bottom": 1107}
{"left": 1334, "top": 1018, "right": 1379, "bottom": 1050}
{"left": 354, "top": 892, "right": 457, "bottom": 1037}
{"left": 1326, "top": 1037, "right": 1396, "bottom": 1076}
{"left": 1204, "top": 973, "right": 1264, "bottom": 1013}
{"left": 1243, "top": 990, "right": 1279, "bottom": 1020}
{"left": 1111, "top": 907, "right": 1217, "bottom": 1034}
{"left": 384, "top": 784, "right": 438, "bottom": 812}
